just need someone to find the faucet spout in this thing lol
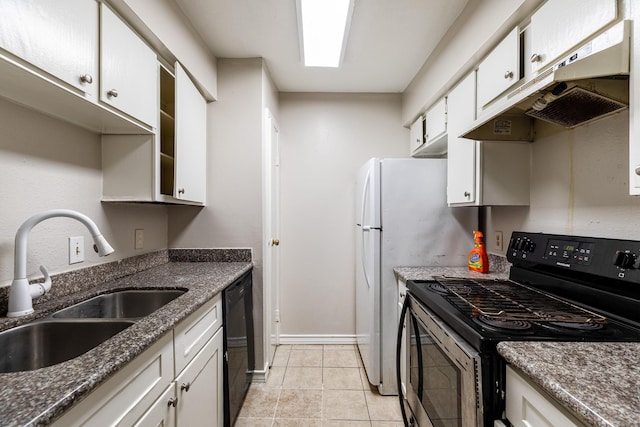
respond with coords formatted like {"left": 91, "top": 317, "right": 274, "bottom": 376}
{"left": 7, "top": 209, "right": 114, "bottom": 317}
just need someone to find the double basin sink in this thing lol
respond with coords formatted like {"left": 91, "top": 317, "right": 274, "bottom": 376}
{"left": 0, "top": 289, "right": 186, "bottom": 373}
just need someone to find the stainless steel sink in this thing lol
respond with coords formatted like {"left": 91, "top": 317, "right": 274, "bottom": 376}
{"left": 0, "top": 320, "right": 134, "bottom": 373}
{"left": 52, "top": 289, "right": 186, "bottom": 319}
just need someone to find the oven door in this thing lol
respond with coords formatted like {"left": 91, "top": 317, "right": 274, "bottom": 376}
{"left": 406, "top": 295, "right": 483, "bottom": 427}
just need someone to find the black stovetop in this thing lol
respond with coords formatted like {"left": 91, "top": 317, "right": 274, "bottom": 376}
{"left": 407, "top": 277, "right": 640, "bottom": 352}
{"left": 407, "top": 232, "right": 640, "bottom": 352}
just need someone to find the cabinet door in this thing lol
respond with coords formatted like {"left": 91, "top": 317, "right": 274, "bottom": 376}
{"left": 174, "top": 63, "right": 207, "bottom": 204}
{"left": 134, "top": 384, "right": 177, "bottom": 427}
{"left": 100, "top": 3, "right": 158, "bottom": 128}
{"left": 529, "top": 0, "right": 616, "bottom": 72}
{"left": 447, "top": 72, "right": 476, "bottom": 205}
{"left": 176, "top": 328, "right": 224, "bottom": 427}
{"left": 0, "top": 0, "right": 98, "bottom": 97}
{"left": 52, "top": 334, "right": 174, "bottom": 427}
{"left": 506, "top": 366, "right": 585, "bottom": 427}
{"left": 409, "top": 115, "right": 425, "bottom": 154}
{"left": 425, "top": 97, "right": 446, "bottom": 144}
{"left": 477, "top": 27, "right": 520, "bottom": 110}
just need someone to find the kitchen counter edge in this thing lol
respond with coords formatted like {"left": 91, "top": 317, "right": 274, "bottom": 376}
{"left": 497, "top": 341, "right": 640, "bottom": 427}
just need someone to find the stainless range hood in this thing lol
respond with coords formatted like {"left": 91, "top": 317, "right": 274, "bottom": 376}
{"left": 462, "top": 20, "right": 630, "bottom": 142}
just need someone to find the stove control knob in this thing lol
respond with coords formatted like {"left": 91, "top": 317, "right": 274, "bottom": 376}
{"left": 613, "top": 251, "right": 636, "bottom": 269}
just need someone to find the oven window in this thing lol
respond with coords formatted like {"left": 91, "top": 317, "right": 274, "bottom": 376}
{"left": 409, "top": 313, "right": 462, "bottom": 427}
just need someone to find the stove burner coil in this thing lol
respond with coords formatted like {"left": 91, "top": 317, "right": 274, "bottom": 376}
{"left": 546, "top": 321, "right": 604, "bottom": 331}
{"left": 476, "top": 315, "right": 532, "bottom": 331}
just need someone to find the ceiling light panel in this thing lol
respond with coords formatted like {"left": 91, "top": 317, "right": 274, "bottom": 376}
{"left": 298, "top": 0, "right": 353, "bottom": 67}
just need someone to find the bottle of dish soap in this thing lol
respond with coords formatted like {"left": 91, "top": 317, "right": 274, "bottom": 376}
{"left": 468, "top": 230, "right": 489, "bottom": 273}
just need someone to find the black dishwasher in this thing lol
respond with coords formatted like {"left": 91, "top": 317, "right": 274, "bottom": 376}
{"left": 222, "top": 271, "right": 254, "bottom": 426}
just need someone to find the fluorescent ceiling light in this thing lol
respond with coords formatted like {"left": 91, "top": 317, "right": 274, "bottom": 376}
{"left": 298, "top": 0, "right": 353, "bottom": 68}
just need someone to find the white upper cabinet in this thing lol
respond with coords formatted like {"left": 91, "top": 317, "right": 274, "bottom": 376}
{"left": 0, "top": 0, "right": 99, "bottom": 98}
{"left": 411, "top": 98, "right": 447, "bottom": 157}
{"left": 425, "top": 97, "right": 447, "bottom": 153}
{"left": 447, "top": 72, "right": 477, "bottom": 205}
{"left": 476, "top": 27, "right": 521, "bottom": 111}
{"left": 174, "top": 63, "right": 207, "bottom": 204}
{"left": 447, "top": 71, "right": 530, "bottom": 207}
{"left": 529, "top": 0, "right": 617, "bottom": 73}
{"left": 100, "top": 3, "right": 158, "bottom": 128}
{"left": 409, "top": 115, "right": 425, "bottom": 154}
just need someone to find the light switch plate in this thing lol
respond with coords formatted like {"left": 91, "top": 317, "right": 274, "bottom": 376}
{"left": 69, "top": 236, "right": 84, "bottom": 264}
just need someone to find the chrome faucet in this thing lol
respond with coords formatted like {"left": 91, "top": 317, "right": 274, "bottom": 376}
{"left": 7, "top": 209, "right": 114, "bottom": 317}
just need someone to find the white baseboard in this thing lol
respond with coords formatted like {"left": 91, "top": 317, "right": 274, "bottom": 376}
{"left": 252, "top": 359, "right": 270, "bottom": 383}
{"left": 278, "top": 334, "right": 357, "bottom": 345}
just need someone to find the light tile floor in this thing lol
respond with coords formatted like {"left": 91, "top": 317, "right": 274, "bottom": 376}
{"left": 236, "top": 344, "right": 404, "bottom": 426}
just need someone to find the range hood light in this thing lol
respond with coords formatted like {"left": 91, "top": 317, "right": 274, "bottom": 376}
{"left": 531, "top": 82, "right": 568, "bottom": 111}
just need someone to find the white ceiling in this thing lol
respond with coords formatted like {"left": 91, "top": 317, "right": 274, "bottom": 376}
{"left": 173, "top": 0, "right": 469, "bottom": 93}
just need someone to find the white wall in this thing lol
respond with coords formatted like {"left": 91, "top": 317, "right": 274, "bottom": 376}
{"left": 277, "top": 93, "right": 407, "bottom": 339}
{"left": 168, "top": 58, "right": 268, "bottom": 362}
{"left": 0, "top": 97, "right": 168, "bottom": 287}
{"left": 486, "top": 111, "right": 640, "bottom": 253}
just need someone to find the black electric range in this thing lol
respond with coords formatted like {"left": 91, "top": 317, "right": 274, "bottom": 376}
{"left": 404, "top": 231, "right": 640, "bottom": 426}
{"left": 409, "top": 231, "right": 640, "bottom": 351}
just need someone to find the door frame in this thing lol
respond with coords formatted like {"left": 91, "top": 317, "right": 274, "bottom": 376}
{"left": 263, "top": 108, "right": 281, "bottom": 369}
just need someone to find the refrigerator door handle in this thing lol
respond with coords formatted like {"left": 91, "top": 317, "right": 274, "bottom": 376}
{"left": 360, "top": 169, "right": 373, "bottom": 289}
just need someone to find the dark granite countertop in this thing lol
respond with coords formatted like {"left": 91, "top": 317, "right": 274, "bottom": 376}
{"left": 394, "top": 254, "right": 511, "bottom": 282}
{"left": 0, "top": 253, "right": 252, "bottom": 426}
{"left": 498, "top": 341, "right": 640, "bottom": 427}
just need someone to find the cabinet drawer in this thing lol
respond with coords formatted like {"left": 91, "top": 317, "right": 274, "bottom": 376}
{"left": 53, "top": 333, "right": 174, "bottom": 427}
{"left": 174, "top": 293, "right": 222, "bottom": 374}
{"left": 506, "top": 365, "right": 586, "bottom": 427}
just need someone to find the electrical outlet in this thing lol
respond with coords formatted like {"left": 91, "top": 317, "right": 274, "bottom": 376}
{"left": 69, "top": 236, "right": 84, "bottom": 264}
{"left": 495, "top": 231, "right": 503, "bottom": 251}
{"left": 135, "top": 228, "right": 144, "bottom": 249}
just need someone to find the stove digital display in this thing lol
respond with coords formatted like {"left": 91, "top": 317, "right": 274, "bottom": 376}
{"left": 545, "top": 239, "right": 594, "bottom": 265}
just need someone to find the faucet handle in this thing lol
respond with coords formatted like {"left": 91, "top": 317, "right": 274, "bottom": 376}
{"left": 29, "top": 265, "right": 52, "bottom": 298}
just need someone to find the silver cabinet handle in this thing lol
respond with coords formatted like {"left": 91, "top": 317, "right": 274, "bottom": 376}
{"left": 80, "top": 74, "right": 93, "bottom": 84}
{"left": 167, "top": 397, "right": 178, "bottom": 407}
{"left": 504, "top": 71, "right": 513, "bottom": 79}
{"left": 178, "top": 188, "right": 185, "bottom": 195}
{"left": 464, "top": 191, "right": 471, "bottom": 198}
{"left": 180, "top": 382, "right": 191, "bottom": 392}
{"left": 107, "top": 89, "right": 118, "bottom": 98}
{"left": 635, "top": 166, "right": 640, "bottom": 176}
{"left": 530, "top": 53, "right": 541, "bottom": 63}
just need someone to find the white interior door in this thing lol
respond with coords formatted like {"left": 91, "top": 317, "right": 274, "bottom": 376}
{"left": 264, "top": 108, "right": 281, "bottom": 367}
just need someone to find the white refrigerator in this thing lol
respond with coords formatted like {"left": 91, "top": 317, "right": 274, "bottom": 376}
{"left": 355, "top": 158, "right": 477, "bottom": 395}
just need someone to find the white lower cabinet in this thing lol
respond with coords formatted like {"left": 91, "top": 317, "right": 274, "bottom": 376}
{"left": 137, "top": 328, "right": 224, "bottom": 427}
{"left": 175, "top": 328, "right": 224, "bottom": 427}
{"left": 52, "top": 333, "right": 175, "bottom": 427}
{"left": 53, "top": 294, "right": 224, "bottom": 427}
{"left": 134, "top": 384, "right": 177, "bottom": 427}
{"left": 506, "top": 365, "right": 586, "bottom": 427}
